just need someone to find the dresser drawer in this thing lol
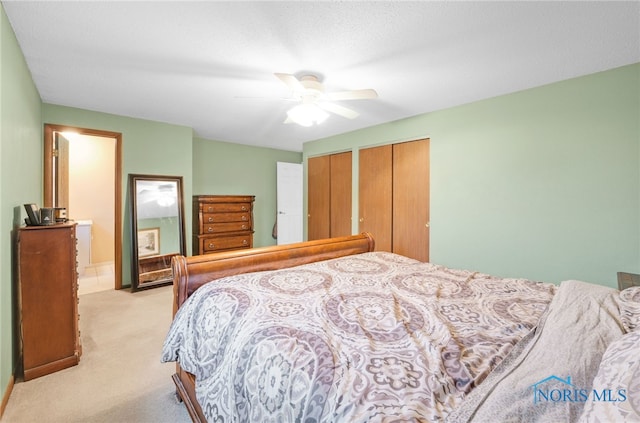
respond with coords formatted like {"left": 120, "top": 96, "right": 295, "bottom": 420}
{"left": 202, "top": 212, "right": 250, "bottom": 223}
{"left": 203, "top": 221, "right": 251, "bottom": 234}
{"left": 200, "top": 235, "right": 252, "bottom": 253}
{"left": 200, "top": 202, "right": 252, "bottom": 213}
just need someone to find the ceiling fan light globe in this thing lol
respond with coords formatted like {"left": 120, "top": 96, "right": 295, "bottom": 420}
{"left": 287, "top": 103, "right": 329, "bottom": 127}
{"left": 156, "top": 196, "right": 176, "bottom": 207}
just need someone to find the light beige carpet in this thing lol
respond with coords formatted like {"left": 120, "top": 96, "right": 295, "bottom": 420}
{"left": 2, "top": 285, "right": 191, "bottom": 423}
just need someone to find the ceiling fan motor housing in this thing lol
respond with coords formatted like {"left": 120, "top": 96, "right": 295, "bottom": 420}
{"left": 299, "top": 75, "right": 324, "bottom": 101}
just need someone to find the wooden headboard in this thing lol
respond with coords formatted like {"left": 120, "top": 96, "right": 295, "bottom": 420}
{"left": 171, "top": 232, "right": 375, "bottom": 315}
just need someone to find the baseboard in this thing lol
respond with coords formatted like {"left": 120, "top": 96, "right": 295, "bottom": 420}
{"left": 0, "top": 374, "right": 14, "bottom": 419}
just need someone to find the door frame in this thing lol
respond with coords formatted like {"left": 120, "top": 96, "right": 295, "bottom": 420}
{"left": 44, "top": 124, "right": 123, "bottom": 290}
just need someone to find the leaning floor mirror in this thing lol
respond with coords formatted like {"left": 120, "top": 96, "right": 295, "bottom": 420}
{"left": 129, "top": 174, "right": 186, "bottom": 292}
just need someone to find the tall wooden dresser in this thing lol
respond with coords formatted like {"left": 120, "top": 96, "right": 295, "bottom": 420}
{"left": 16, "top": 223, "right": 81, "bottom": 381}
{"left": 193, "top": 195, "right": 255, "bottom": 255}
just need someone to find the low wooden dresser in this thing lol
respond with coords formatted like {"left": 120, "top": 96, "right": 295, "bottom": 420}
{"left": 193, "top": 195, "right": 255, "bottom": 255}
{"left": 16, "top": 223, "right": 81, "bottom": 381}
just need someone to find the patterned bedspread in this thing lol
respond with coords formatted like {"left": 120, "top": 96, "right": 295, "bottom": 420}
{"left": 162, "top": 252, "right": 556, "bottom": 422}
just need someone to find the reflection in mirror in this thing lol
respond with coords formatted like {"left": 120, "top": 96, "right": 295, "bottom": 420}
{"left": 129, "top": 174, "right": 185, "bottom": 292}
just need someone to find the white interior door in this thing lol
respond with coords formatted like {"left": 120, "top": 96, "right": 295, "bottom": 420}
{"left": 276, "top": 162, "right": 303, "bottom": 245}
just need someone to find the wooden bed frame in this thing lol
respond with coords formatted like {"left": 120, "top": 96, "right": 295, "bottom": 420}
{"left": 169, "top": 233, "right": 375, "bottom": 422}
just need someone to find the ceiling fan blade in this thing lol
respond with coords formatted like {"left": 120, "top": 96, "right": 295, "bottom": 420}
{"left": 274, "top": 73, "right": 305, "bottom": 93}
{"left": 325, "top": 89, "right": 378, "bottom": 101}
{"left": 234, "top": 96, "right": 297, "bottom": 102}
{"left": 317, "top": 102, "right": 359, "bottom": 119}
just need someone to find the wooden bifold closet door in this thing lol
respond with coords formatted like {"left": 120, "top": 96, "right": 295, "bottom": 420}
{"left": 359, "top": 139, "right": 430, "bottom": 262}
{"left": 307, "top": 152, "right": 352, "bottom": 240}
{"left": 393, "top": 139, "right": 430, "bottom": 261}
{"left": 358, "top": 145, "right": 393, "bottom": 252}
{"left": 329, "top": 152, "right": 352, "bottom": 237}
{"left": 307, "top": 155, "right": 330, "bottom": 240}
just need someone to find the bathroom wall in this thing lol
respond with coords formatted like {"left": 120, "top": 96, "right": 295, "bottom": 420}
{"left": 67, "top": 134, "right": 115, "bottom": 265}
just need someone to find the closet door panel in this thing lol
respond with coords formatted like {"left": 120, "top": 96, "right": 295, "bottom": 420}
{"left": 330, "top": 152, "right": 352, "bottom": 237}
{"left": 359, "top": 145, "right": 392, "bottom": 252}
{"left": 393, "top": 139, "right": 430, "bottom": 261}
{"left": 307, "top": 155, "right": 331, "bottom": 240}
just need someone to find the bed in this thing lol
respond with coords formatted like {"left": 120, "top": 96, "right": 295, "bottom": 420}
{"left": 162, "top": 233, "right": 640, "bottom": 423}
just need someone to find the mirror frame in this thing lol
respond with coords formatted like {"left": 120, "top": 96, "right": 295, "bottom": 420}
{"left": 128, "top": 174, "right": 186, "bottom": 292}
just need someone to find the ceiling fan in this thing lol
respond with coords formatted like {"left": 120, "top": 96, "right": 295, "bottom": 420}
{"left": 274, "top": 73, "right": 378, "bottom": 127}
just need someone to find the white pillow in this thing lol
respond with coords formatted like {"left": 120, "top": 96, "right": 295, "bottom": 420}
{"left": 579, "top": 330, "right": 640, "bottom": 422}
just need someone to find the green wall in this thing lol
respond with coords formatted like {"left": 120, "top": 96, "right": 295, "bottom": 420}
{"left": 42, "top": 104, "right": 194, "bottom": 286}
{"left": 0, "top": 14, "right": 299, "bottom": 404}
{"left": 1, "top": 0, "right": 637, "bottom": 410}
{"left": 304, "top": 63, "right": 640, "bottom": 288}
{"left": 192, "top": 137, "right": 302, "bottom": 248}
{"left": 29, "top": 106, "right": 302, "bottom": 280}
{"left": 0, "top": 4, "right": 43, "bottom": 410}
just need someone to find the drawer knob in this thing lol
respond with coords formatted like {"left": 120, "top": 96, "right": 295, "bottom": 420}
{"left": 241, "top": 206, "right": 247, "bottom": 210}
{"left": 208, "top": 227, "right": 213, "bottom": 232}
{"left": 242, "top": 216, "right": 247, "bottom": 221}
{"left": 208, "top": 217, "right": 213, "bottom": 222}
{"left": 208, "top": 243, "right": 215, "bottom": 248}
{"left": 242, "top": 225, "right": 247, "bottom": 229}
{"left": 242, "top": 240, "right": 248, "bottom": 245}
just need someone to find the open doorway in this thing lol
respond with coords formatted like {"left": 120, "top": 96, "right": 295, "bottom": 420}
{"left": 44, "top": 124, "right": 123, "bottom": 291}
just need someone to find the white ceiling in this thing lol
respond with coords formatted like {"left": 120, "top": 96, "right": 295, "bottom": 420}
{"left": 4, "top": 1, "right": 639, "bottom": 152}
